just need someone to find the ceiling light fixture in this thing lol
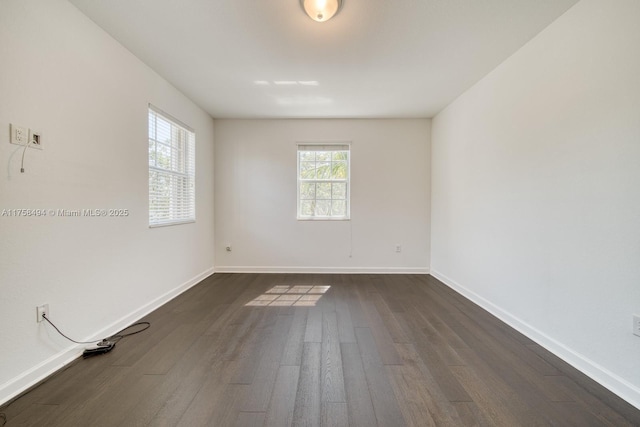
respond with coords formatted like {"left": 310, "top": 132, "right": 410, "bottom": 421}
{"left": 300, "top": 0, "right": 342, "bottom": 23}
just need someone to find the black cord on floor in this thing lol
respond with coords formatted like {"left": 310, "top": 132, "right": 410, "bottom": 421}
{"left": 42, "top": 314, "right": 100, "bottom": 344}
{"left": 42, "top": 314, "right": 150, "bottom": 346}
{"left": 0, "top": 412, "right": 6, "bottom": 426}
{"left": 105, "top": 321, "right": 151, "bottom": 344}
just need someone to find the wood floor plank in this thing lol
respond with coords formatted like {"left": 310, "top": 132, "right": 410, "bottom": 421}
{"left": 236, "top": 411, "right": 266, "bottom": 427}
{"left": 223, "top": 307, "right": 271, "bottom": 361}
{"left": 265, "top": 365, "right": 300, "bottom": 427}
{"left": 148, "top": 325, "right": 245, "bottom": 424}
{"left": 387, "top": 364, "right": 437, "bottom": 427}
{"left": 335, "top": 290, "right": 357, "bottom": 343}
{"left": 292, "top": 342, "right": 322, "bottom": 426}
{"left": 281, "top": 307, "right": 309, "bottom": 366}
{"left": 45, "top": 367, "right": 162, "bottom": 427}
{"left": 212, "top": 384, "right": 252, "bottom": 426}
{"left": 119, "top": 331, "right": 230, "bottom": 426}
{"left": 401, "top": 305, "right": 466, "bottom": 367}
{"left": 449, "top": 364, "right": 527, "bottom": 427}
{"left": 321, "top": 401, "right": 349, "bottom": 427}
{"left": 136, "top": 323, "right": 206, "bottom": 376}
{"left": 398, "top": 310, "right": 473, "bottom": 403}
{"left": 344, "top": 278, "right": 369, "bottom": 328}
{"left": 400, "top": 281, "right": 469, "bottom": 351}
{"left": 393, "top": 343, "right": 466, "bottom": 426}
{"left": 85, "top": 374, "right": 165, "bottom": 426}
{"left": 452, "top": 401, "right": 497, "bottom": 427}
{"left": 321, "top": 311, "right": 346, "bottom": 403}
{"left": 175, "top": 360, "right": 238, "bottom": 425}
{"left": 241, "top": 313, "right": 293, "bottom": 412}
{"left": 304, "top": 306, "right": 323, "bottom": 343}
{"left": 355, "top": 327, "right": 406, "bottom": 426}
{"left": 340, "top": 342, "right": 377, "bottom": 427}
{"left": 230, "top": 309, "right": 276, "bottom": 384}
{"left": 358, "top": 297, "right": 403, "bottom": 365}
{"left": 32, "top": 357, "right": 111, "bottom": 407}
{"left": 373, "top": 275, "right": 408, "bottom": 313}
{"left": 39, "top": 365, "right": 134, "bottom": 426}
{"left": 370, "top": 291, "right": 411, "bottom": 343}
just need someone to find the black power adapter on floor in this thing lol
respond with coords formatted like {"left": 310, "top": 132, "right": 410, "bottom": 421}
{"left": 82, "top": 340, "right": 115, "bottom": 358}
{"left": 42, "top": 313, "right": 149, "bottom": 359}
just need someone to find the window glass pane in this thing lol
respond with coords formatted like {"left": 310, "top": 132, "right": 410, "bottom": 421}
{"left": 332, "top": 151, "right": 348, "bottom": 161}
{"left": 316, "top": 151, "right": 331, "bottom": 161}
{"left": 300, "top": 151, "right": 315, "bottom": 161}
{"left": 316, "top": 200, "right": 331, "bottom": 216}
{"left": 300, "top": 183, "right": 315, "bottom": 200}
{"left": 300, "top": 161, "right": 316, "bottom": 179}
{"left": 332, "top": 182, "right": 346, "bottom": 199}
{"left": 332, "top": 200, "right": 346, "bottom": 216}
{"left": 316, "top": 162, "right": 331, "bottom": 179}
{"left": 316, "top": 183, "right": 331, "bottom": 199}
{"left": 300, "top": 200, "right": 315, "bottom": 216}
{"left": 332, "top": 161, "right": 347, "bottom": 179}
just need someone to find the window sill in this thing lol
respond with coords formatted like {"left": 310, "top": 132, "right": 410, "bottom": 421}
{"left": 297, "top": 217, "right": 350, "bottom": 221}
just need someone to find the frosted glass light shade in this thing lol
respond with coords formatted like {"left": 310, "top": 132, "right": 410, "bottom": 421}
{"left": 300, "top": 0, "right": 342, "bottom": 22}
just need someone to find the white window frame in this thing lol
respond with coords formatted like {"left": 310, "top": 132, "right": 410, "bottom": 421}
{"left": 148, "top": 105, "right": 196, "bottom": 227}
{"left": 297, "top": 142, "right": 351, "bottom": 221}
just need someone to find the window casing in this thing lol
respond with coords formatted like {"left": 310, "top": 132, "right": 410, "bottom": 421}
{"left": 148, "top": 106, "right": 195, "bottom": 227}
{"left": 297, "top": 143, "right": 350, "bottom": 220}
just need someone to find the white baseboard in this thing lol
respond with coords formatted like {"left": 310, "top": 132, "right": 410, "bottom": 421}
{"left": 430, "top": 269, "right": 640, "bottom": 410}
{"left": 214, "top": 265, "right": 430, "bottom": 274}
{"left": 0, "top": 266, "right": 215, "bottom": 407}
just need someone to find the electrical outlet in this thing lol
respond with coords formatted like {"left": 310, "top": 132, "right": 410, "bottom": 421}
{"left": 225, "top": 244, "right": 232, "bottom": 252}
{"left": 29, "top": 129, "right": 43, "bottom": 150}
{"left": 36, "top": 304, "right": 49, "bottom": 323}
{"left": 10, "top": 124, "right": 28, "bottom": 146}
{"left": 395, "top": 245, "right": 402, "bottom": 253}
{"left": 633, "top": 315, "right": 640, "bottom": 337}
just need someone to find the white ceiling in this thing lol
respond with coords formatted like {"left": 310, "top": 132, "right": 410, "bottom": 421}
{"left": 69, "top": 0, "right": 578, "bottom": 119}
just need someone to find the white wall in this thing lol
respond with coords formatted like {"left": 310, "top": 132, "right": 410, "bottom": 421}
{"left": 431, "top": 0, "right": 640, "bottom": 408}
{"left": 214, "top": 119, "right": 430, "bottom": 273}
{"left": 0, "top": 0, "right": 215, "bottom": 404}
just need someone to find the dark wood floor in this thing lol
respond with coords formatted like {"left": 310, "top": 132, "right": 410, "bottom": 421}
{"left": 2, "top": 273, "right": 639, "bottom": 426}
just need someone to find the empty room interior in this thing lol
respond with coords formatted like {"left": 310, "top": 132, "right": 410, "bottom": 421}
{"left": 1, "top": 0, "right": 639, "bottom": 425}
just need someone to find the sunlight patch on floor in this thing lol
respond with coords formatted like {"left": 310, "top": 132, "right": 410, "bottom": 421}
{"left": 245, "top": 285, "right": 330, "bottom": 307}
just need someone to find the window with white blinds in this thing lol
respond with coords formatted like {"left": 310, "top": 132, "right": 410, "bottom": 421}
{"left": 148, "top": 106, "right": 195, "bottom": 227}
{"left": 297, "top": 143, "right": 350, "bottom": 220}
